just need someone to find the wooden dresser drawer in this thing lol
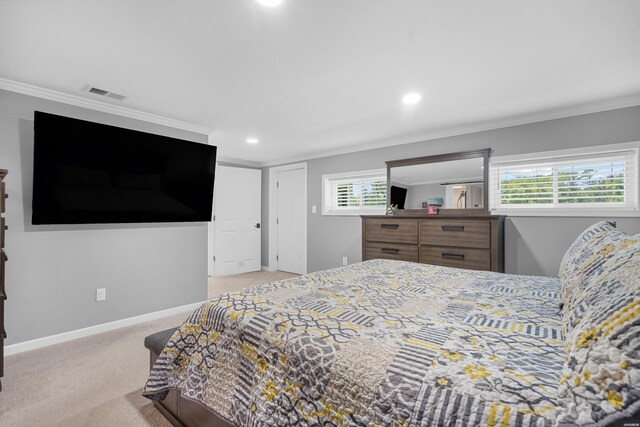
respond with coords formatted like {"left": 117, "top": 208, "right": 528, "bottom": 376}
{"left": 1, "top": 169, "right": 7, "bottom": 386}
{"left": 362, "top": 214, "right": 504, "bottom": 272}
{"left": 420, "top": 220, "right": 490, "bottom": 249}
{"left": 0, "top": 250, "right": 4, "bottom": 286}
{"left": 365, "top": 242, "right": 419, "bottom": 263}
{"left": 0, "top": 250, "right": 4, "bottom": 289}
{"left": 0, "top": 299, "right": 3, "bottom": 378}
{"left": 0, "top": 181, "right": 5, "bottom": 214}
{"left": 420, "top": 245, "right": 491, "bottom": 271}
{"left": 364, "top": 218, "right": 418, "bottom": 244}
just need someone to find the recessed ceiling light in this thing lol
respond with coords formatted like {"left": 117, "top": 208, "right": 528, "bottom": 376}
{"left": 402, "top": 92, "right": 422, "bottom": 105}
{"left": 246, "top": 138, "right": 259, "bottom": 144}
{"left": 256, "top": 0, "right": 282, "bottom": 6}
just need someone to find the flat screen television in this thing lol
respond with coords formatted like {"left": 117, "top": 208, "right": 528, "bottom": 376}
{"left": 389, "top": 185, "right": 407, "bottom": 209}
{"left": 32, "top": 111, "right": 217, "bottom": 225}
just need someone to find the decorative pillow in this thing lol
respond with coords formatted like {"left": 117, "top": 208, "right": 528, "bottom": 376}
{"left": 558, "top": 221, "right": 626, "bottom": 309}
{"left": 556, "top": 235, "right": 640, "bottom": 425}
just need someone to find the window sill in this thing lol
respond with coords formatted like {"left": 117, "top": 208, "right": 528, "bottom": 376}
{"left": 491, "top": 209, "right": 640, "bottom": 217}
{"left": 322, "top": 210, "right": 386, "bottom": 216}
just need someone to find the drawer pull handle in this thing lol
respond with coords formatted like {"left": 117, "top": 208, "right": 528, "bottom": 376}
{"left": 381, "top": 248, "right": 400, "bottom": 254}
{"left": 380, "top": 224, "right": 399, "bottom": 229}
{"left": 441, "top": 252, "right": 465, "bottom": 260}
{"left": 441, "top": 225, "right": 465, "bottom": 232}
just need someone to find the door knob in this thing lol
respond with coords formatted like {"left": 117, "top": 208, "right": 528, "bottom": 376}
{"left": 255, "top": 223, "right": 261, "bottom": 229}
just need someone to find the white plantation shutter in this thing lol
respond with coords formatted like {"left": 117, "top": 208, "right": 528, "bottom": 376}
{"left": 490, "top": 148, "right": 638, "bottom": 214}
{"left": 323, "top": 170, "right": 387, "bottom": 215}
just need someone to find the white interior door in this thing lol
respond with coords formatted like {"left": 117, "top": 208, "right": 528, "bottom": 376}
{"left": 277, "top": 168, "right": 306, "bottom": 274}
{"left": 213, "top": 166, "right": 262, "bottom": 276}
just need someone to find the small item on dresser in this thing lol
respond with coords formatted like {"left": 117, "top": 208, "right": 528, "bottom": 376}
{"left": 385, "top": 204, "right": 397, "bottom": 215}
{"left": 424, "top": 197, "right": 443, "bottom": 216}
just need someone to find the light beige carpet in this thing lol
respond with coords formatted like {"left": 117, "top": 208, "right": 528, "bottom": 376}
{"left": 0, "top": 270, "right": 297, "bottom": 427}
{"left": 208, "top": 270, "right": 297, "bottom": 297}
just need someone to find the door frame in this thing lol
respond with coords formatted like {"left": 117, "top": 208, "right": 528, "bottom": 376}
{"left": 207, "top": 133, "right": 216, "bottom": 277}
{"left": 208, "top": 158, "right": 217, "bottom": 276}
{"left": 208, "top": 163, "right": 261, "bottom": 277}
{"left": 268, "top": 162, "right": 307, "bottom": 273}
{"left": 208, "top": 198, "right": 215, "bottom": 276}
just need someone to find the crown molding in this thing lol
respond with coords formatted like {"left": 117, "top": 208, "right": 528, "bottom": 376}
{"left": 216, "top": 156, "right": 262, "bottom": 168}
{"left": 3, "top": 77, "right": 637, "bottom": 166}
{"left": 260, "top": 94, "right": 640, "bottom": 167}
{"left": 0, "top": 78, "right": 213, "bottom": 135}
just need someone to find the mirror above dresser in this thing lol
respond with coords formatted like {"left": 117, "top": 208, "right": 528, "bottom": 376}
{"left": 386, "top": 149, "right": 490, "bottom": 215}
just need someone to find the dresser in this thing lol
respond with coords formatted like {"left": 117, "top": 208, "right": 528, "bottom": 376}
{"left": 362, "top": 215, "right": 505, "bottom": 272}
{"left": 1, "top": 169, "right": 7, "bottom": 390}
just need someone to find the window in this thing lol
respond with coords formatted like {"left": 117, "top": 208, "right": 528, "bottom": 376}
{"left": 322, "top": 169, "right": 387, "bottom": 215}
{"left": 490, "top": 144, "right": 639, "bottom": 216}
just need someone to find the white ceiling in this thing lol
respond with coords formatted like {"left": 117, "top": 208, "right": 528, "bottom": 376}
{"left": 1, "top": 0, "right": 639, "bottom": 166}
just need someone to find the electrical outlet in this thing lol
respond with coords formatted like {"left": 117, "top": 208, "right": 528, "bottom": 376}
{"left": 311, "top": 205, "right": 317, "bottom": 214}
{"left": 96, "top": 288, "right": 106, "bottom": 302}
{"left": 342, "top": 256, "right": 348, "bottom": 266}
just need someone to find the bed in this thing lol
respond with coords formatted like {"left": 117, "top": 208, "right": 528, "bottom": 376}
{"left": 144, "top": 221, "right": 640, "bottom": 426}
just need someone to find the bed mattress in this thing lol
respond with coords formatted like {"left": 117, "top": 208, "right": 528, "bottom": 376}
{"left": 144, "top": 259, "right": 563, "bottom": 426}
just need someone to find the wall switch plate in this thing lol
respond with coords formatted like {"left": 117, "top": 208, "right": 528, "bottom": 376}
{"left": 312, "top": 205, "right": 317, "bottom": 214}
{"left": 342, "top": 256, "right": 348, "bottom": 266}
{"left": 96, "top": 288, "right": 106, "bottom": 302}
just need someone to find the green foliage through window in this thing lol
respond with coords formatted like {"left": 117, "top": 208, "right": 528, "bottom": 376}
{"left": 499, "top": 161, "right": 626, "bottom": 206}
{"left": 336, "top": 179, "right": 387, "bottom": 208}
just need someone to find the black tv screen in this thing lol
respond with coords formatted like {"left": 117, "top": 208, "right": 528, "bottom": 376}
{"left": 390, "top": 185, "right": 407, "bottom": 209}
{"left": 32, "top": 111, "right": 216, "bottom": 224}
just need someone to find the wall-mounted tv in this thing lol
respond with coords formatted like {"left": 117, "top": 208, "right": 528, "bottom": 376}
{"left": 32, "top": 111, "right": 216, "bottom": 225}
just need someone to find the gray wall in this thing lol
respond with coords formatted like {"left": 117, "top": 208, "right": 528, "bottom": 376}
{"left": 262, "top": 105, "right": 640, "bottom": 277}
{"left": 0, "top": 90, "right": 209, "bottom": 345}
{"left": 404, "top": 183, "right": 444, "bottom": 209}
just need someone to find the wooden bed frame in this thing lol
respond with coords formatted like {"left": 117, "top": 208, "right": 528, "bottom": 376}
{"left": 149, "top": 342, "right": 235, "bottom": 427}
{"left": 149, "top": 341, "right": 640, "bottom": 427}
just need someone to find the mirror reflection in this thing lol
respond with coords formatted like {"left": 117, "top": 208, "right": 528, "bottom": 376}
{"left": 389, "top": 158, "right": 485, "bottom": 210}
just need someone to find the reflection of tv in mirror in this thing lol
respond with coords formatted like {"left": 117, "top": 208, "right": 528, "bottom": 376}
{"left": 389, "top": 157, "right": 484, "bottom": 210}
{"left": 389, "top": 185, "right": 407, "bottom": 209}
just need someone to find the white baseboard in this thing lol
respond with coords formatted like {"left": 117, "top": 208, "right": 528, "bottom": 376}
{"left": 262, "top": 265, "right": 277, "bottom": 272}
{"left": 4, "top": 300, "right": 206, "bottom": 356}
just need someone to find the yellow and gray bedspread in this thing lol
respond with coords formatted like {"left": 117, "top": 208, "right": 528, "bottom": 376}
{"left": 143, "top": 259, "right": 564, "bottom": 426}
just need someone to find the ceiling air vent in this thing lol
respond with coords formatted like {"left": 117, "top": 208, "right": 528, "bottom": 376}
{"left": 82, "top": 85, "right": 128, "bottom": 101}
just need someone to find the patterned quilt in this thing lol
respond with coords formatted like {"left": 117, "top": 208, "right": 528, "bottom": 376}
{"left": 144, "top": 259, "right": 564, "bottom": 426}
